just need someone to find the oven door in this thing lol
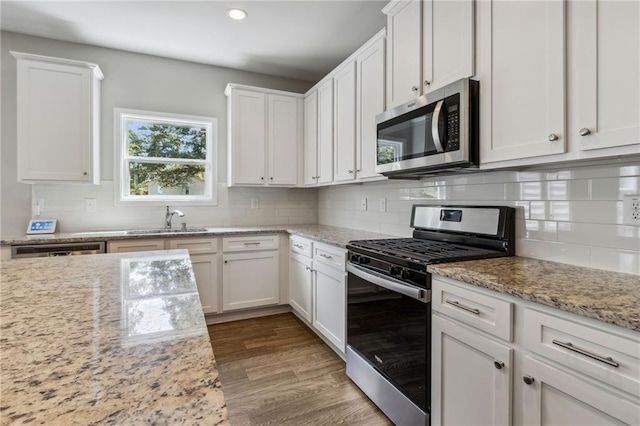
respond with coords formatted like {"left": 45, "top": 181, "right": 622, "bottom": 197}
{"left": 346, "top": 263, "right": 431, "bottom": 412}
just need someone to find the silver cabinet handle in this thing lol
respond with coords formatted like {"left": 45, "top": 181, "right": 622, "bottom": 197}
{"left": 356, "top": 169, "right": 361, "bottom": 172}
{"left": 494, "top": 361, "right": 504, "bottom": 370}
{"left": 579, "top": 128, "right": 591, "bottom": 136}
{"left": 243, "top": 242, "right": 261, "bottom": 246}
{"left": 270, "top": 177, "right": 274, "bottom": 180}
{"left": 445, "top": 299, "right": 480, "bottom": 315}
{"left": 318, "top": 253, "right": 333, "bottom": 260}
{"left": 260, "top": 177, "right": 265, "bottom": 180}
{"left": 432, "top": 100, "right": 445, "bottom": 153}
{"left": 348, "top": 170, "right": 353, "bottom": 173}
{"left": 293, "top": 243, "right": 304, "bottom": 249}
{"left": 411, "top": 86, "right": 418, "bottom": 93}
{"left": 523, "top": 375, "right": 535, "bottom": 385}
{"left": 424, "top": 80, "right": 431, "bottom": 87}
{"left": 548, "top": 133, "right": 559, "bottom": 141}
{"left": 552, "top": 340, "right": 619, "bottom": 368}
{"left": 315, "top": 175, "right": 320, "bottom": 179}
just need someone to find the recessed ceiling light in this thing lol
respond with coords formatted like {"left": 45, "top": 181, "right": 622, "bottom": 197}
{"left": 227, "top": 9, "right": 247, "bottom": 20}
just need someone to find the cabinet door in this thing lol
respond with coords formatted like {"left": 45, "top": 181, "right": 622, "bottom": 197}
{"left": 431, "top": 315, "right": 512, "bottom": 426}
{"left": 222, "top": 251, "right": 279, "bottom": 311}
{"left": 289, "top": 252, "right": 313, "bottom": 323}
{"left": 313, "top": 262, "right": 345, "bottom": 353}
{"left": 107, "top": 239, "right": 165, "bottom": 253}
{"left": 333, "top": 61, "right": 357, "bottom": 183}
{"left": 317, "top": 79, "right": 334, "bottom": 185}
{"left": 423, "top": 0, "right": 474, "bottom": 93}
{"left": 384, "top": 0, "right": 422, "bottom": 108}
{"left": 522, "top": 356, "right": 639, "bottom": 426}
{"left": 356, "top": 35, "right": 386, "bottom": 181}
{"left": 16, "top": 59, "right": 94, "bottom": 182}
{"left": 303, "top": 91, "right": 319, "bottom": 186}
{"left": 267, "top": 94, "right": 298, "bottom": 186}
{"left": 229, "top": 89, "right": 266, "bottom": 185}
{"left": 190, "top": 253, "right": 219, "bottom": 314}
{"left": 573, "top": 0, "right": 640, "bottom": 151}
{"left": 478, "top": 0, "right": 566, "bottom": 163}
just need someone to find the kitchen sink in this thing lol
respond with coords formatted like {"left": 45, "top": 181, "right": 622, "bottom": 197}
{"left": 125, "top": 228, "right": 209, "bottom": 235}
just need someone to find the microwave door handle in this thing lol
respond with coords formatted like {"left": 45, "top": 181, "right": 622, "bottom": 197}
{"left": 431, "top": 100, "right": 445, "bottom": 153}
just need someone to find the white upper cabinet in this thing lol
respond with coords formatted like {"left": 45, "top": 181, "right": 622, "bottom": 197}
{"left": 571, "top": 0, "right": 640, "bottom": 152}
{"left": 303, "top": 91, "right": 319, "bottom": 186}
{"left": 225, "top": 84, "right": 302, "bottom": 187}
{"left": 12, "top": 52, "right": 103, "bottom": 184}
{"left": 317, "top": 78, "right": 334, "bottom": 185}
{"left": 384, "top": 0, "right": 423, "bottom": 109}
{"left": 333, "top": 61, "right": 357, "bottom": 183}
{"left": 423, "top": 0, "right": 475, "bottom": 93}
{"left": 356, "top": 32, "right": 386, "bottom": 181}
{"left": 267, "top": 94, "right": 299, "bottom": 185}
{"left": 477, "top": 0, "right": 566, "bottom": 164}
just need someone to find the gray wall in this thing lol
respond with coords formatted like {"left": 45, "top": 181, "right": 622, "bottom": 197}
{"left": 1, "top": 31, "right": 314, "bottom": 236}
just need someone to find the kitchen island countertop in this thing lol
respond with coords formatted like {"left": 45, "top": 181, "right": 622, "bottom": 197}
{"left": 0, "top": 250, "right": 229, "bottom": 425}
{"left": 428, "top": 256, "right": 640, "bottom": 332}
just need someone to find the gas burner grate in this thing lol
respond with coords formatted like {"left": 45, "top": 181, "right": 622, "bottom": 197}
{"left": 349, "top": 238, "right": 501, "bottom": 263}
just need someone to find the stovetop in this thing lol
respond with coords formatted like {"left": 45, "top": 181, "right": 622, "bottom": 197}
{"left": 348, "top": 238, "right": 505, "bottom": 266}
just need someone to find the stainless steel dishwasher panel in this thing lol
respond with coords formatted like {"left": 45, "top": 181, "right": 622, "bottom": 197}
{"left": 11, "top": 242, "right": 106, "bottom": 258}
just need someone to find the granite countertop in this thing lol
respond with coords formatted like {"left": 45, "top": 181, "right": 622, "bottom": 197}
{"left": 0, "top": 250, "right": 229, "bottom": 425}
{"left": 0, "top": 224, "right": 397, "bottom": 249}
{"left": 428, "top": 257, "right": 640, "bottom": 332}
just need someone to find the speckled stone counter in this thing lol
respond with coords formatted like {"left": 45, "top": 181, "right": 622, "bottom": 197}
{"left": 428, "top": 257, "right": 640, "bottom": 332}
{"left": 0, "top": 250, "right": 229, "bottom": 425}
{"left": 0, "top": 224, "right": 397, "bottom": 249}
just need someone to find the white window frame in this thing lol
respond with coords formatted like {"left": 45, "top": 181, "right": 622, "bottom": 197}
{"left": 114, "top": 108, "right": 217, "bottom": 206}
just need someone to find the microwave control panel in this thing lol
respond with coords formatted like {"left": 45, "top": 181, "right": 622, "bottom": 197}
{"left": 445, "top": 105, "right": 459, "bottom": 152}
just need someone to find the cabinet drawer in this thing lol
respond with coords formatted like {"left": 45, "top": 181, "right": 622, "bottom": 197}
{"left": 107, "top": 239, "right": 165, "bottom": 253}
{"left": 313, "top": 242, "right": 346, "bottom": 271}
{"left": 290, "top": 236, "right": 313, "bottom": 258}
{"left": 167, "top": 238, "right": 218, "bottom": 255}
{"left": 432, "top": 277, "right": 513, "bottom": 341}
{"left": 524, "top": 308, "right": 640, "bottom": 397}
{"left": 222, "top": 235, "right": 279, "bottom": 252}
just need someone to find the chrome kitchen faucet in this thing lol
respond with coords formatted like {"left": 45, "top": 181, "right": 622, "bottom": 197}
{"left": 165, "top": 206, "right": 185, "bottom": 229}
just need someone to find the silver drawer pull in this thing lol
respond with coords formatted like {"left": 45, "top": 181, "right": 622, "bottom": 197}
{"left": 552, "top": 340, "right": 619, "bottom": 368}
{"left": 293, "top": 243, "right": 304, "bottom": 249}
{"left": 243, "top": 242, "right": 261, "bottom": 246}
{"left": 445, "top": 299, "right": 480, "bottom": 315}
{"left": 319, "top": 253, "right": 334, "bottom": 260}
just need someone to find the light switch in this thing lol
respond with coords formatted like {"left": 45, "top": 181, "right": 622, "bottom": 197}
{"left": 361, "top": 198, "right": 368, "bottom": 211}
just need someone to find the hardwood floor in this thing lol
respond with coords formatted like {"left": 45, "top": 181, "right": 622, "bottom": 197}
{"left": 208, "top": 313, "right": 392, "bottom": 425}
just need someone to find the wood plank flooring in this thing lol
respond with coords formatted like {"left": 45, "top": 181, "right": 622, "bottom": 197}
{"left": 208, "top": 313, "right": 392, "bottom": 426}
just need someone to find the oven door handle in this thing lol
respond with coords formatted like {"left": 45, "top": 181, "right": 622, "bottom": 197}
{"left": 347, "top": 263, "right": 430, "bottom": 303}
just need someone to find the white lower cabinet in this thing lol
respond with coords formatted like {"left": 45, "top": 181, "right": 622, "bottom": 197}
{"left": 313, "top": 260, "right": 346, "bottom": 354}
{"left": 522, "top": 356, "right": 639, "bottom": 426}
{"left": 188, "top": 254, "right": 219, "bottom": 314}
{"left": 222, "top": 236, "right": 279, "bottom": 312}
{"left": 431, "top": 276, "right": 640, "bottom": 426}
{"left": 289, "top": 252, "right": 313, "bottom": 323}
{"left": 107, "top": 239, "right": 165, "bottom": 253}
{"left": 431, "top": 315, "right": 513, "bottom": 426}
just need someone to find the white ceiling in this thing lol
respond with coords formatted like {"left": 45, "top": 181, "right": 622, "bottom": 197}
{"left": 0, "top": 0, "right": 388, "bottom": 82}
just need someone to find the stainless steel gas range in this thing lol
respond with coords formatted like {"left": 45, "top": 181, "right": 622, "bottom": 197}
{"left": 345, "top": 205, "right": 515, "bottom": 425}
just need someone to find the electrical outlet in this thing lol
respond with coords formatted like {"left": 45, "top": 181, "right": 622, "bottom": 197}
{"left": 379, "top": 198, "right": 387, "bottom": 212}
{"left": 251, "top": 198, "right": 259, "bottom": 209}
{"left": 85, "top": 198, "right": 97, "bottom": 213}
{"left": 623, "top": 194, "right": 640, "bottom": 225}
{"left": 361, "top": 198, "right": 368, "bottom": 211}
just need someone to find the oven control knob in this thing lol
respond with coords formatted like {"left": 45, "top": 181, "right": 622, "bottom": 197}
{"left": 360, "top": 257, "right": 370, "bottom": 264}
{"left": 350, "top": 254, "right": 361, "bottom": 263}
{"left": 402, "top": 269, "right": 414, "bottom": 280}
{"left": 390, "top": 266, "right": 403, "bottom": 276}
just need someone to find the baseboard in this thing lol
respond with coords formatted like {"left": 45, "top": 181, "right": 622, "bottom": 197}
{"left": 205, "top": 305, "right": 292, "bottom": 325}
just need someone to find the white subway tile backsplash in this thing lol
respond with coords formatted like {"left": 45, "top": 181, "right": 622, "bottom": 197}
{"left": 320, "top": 164, "right": 639, "bottom": 275}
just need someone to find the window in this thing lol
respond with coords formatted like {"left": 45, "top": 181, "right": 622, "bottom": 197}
{"left": 115, "top": 108, "right": 217, "bottom": 205}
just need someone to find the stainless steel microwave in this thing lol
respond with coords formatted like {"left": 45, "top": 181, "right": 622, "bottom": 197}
{"left": 375, "top": 78, "right": 479, "bottom": 177}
